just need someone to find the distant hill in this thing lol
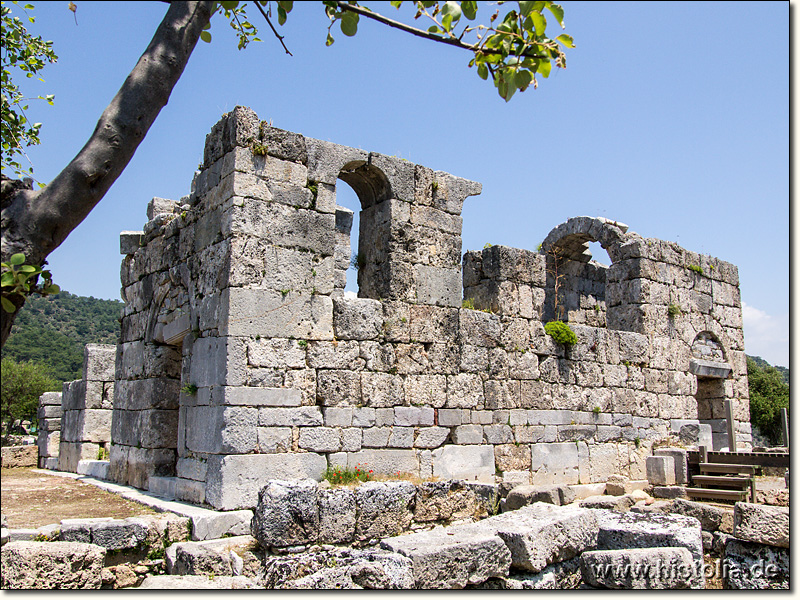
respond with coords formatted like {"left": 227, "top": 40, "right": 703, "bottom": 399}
{"left": 747, "top": 355, "right": 789, "bottom": 385}
{"left": 2, "top": 292, "right": 122, "bottom": 383}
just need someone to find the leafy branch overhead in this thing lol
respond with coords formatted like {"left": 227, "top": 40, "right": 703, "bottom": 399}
{"left": 203, "top": 0, "right": 574, "bottom": 101}
{"left": 1, "top": 1, "right": 58, "bottom": 180}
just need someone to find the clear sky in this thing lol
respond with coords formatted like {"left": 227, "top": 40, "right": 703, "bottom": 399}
{"left": 5, "top": 1, "right": 789, "bottom": 368}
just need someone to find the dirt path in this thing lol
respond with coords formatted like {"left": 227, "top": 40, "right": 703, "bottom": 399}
{"left": 1, "top": 468, "right": 158, "bottom": 529}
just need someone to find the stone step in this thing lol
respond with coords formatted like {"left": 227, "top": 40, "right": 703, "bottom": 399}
{"left": 698, "top": 462, "right": 756, "bottom": 475}
{"left": 685, "top": 488, "right": 749, "bottom": 502}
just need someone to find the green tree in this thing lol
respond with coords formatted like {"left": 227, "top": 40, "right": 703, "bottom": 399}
{"left": 0, "top": 0, "right": 574, "bottom": 346}
{"left": 747, "top": 356, "right": 789, "bottom": 446}
{"left": 1, "top": 356, "right": 59, "bottom": 440}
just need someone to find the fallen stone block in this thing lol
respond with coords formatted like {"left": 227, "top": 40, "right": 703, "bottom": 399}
{"left": 464, "top": 502, "right": 599, "bottom": 573}
{"left": 413, "top": 480, "right": 485, "bottom": 523}
{"left": 723, "top": 538, "right": 789, "bottom": 589}
{"left": 0, "top": 541, "right": 106, "bottom": 589}
{"left": 381, "top": 527, "right": 510, "bottom": 589}
{"left": 355, "top": 481, "right": 416, "bottom": 542}
{"left": 90, "top": 517, "right": 150, "bottom": 551}
{"left": 137, "top": 574, "right": 259, "bottom": 589}
{"left": 604, "top": 474, "right": 629, "bottom": 496}
{"left": 580, "top": 547, "right": 696, "bottom": 589}
{"left": 282, "top": 550, "right": 414, "bottom": 589}
{"left": 653, "top": 448, "right": 688, "bottom": 484}
{"left": 733, "top": 502, "right": 789, "bottom": 548}
{"left": 671, "top": 498, "right": 733, "bottom": 533}
{"left": 593, "top": 509, "right": 703, "bottom": 588}
{"left": 645, "top": 456, "right": 675, "bottom": 486}
{"left": 651, "top": 486, "right": 688, "bottom": 500}
{"left": 579, "top": 495, "right": 634, "bottom": 512}
{"left": 504, "top": 484, "right": 561, "bottom": 510}
{"left": 318, "top": 486, "right": 357, "bottom": 544}
{"left": 251, "top": 479, "right": 319, "bottom": 548}
{"left": 469, "top": 557, "right": 582, "bottom": 590}
{"left": 167, "top": 535, "right": 261, "bottom": 578}
{"left": 190, "top": 509, "right": 252, "bottom": 541}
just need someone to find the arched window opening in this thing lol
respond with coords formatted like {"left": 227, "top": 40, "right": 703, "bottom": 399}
{"left": 331, "top": 161, "right": 393, "bottom": 300}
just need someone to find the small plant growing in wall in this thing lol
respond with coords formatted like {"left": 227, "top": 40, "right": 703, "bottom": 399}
{"left": 297, "top": 339, "right": 308, "bottom": 349}
{"left": 462, "top": 298, "right": 476, "bottom": 310}
{"left": 593, "top": 406, "right": 601, "bottom": 414}
{"left": 687, "top": 264, "right": 704, "bottom": 275}
{"left": 251, "top": 141, "right": 268, "bottom": 156}
{"left": 181, "top": 383, "right": 198, "bottom": 396}
{"left": 545, "top": 320, "right": 577, "bottom": 346}
{"left": 668, "top": 303, "right": 682, "bottom": 317}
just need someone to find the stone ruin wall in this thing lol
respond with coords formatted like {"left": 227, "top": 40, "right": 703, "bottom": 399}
{"left": 109, "top": 106, "right": 751, "bottom": 511}
{"left": 57, "top": 344, "right": 115, "bottom": 472}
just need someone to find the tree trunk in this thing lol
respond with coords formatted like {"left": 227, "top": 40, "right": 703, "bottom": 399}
{"left": 1, "top": 1, "right": 215, "bottom": 347}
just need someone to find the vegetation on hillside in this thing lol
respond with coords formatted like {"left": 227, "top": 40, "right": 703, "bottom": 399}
{"left": 747, "top": 356, "right": 790, "bottom": 446}
{"left": 1, "top": 291, "right": 122, "bottom": 382}
{"left": 747, "top": 354, "right": 789, "bottom": 385}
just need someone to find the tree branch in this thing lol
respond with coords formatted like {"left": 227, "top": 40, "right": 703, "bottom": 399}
{"left": 253, "top": 2, "right": 293, "bottom": 56}
{"left": 334, "top": 1, "right": 548, "bottom": 60}
{"left": 1, "top": 1, "right": 215, "bottom": 346}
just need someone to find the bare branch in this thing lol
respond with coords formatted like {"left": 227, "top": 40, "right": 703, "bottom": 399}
{"left": 254, "top": 2, "right": 293, "bottom": 56}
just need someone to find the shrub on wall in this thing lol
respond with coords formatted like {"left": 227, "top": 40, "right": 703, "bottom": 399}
{"left": 544, "top": 320, "right": 577, "bottom": 346}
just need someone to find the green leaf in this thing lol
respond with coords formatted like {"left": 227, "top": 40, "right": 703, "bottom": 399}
{"left": 200, "top": 30, "right": 212, "bottom": 43}
{"left": 1, "top": 272, "right": 14, "bottom": 287}
{"left": 537, "top": 58, "right": 551, "bottom": 78}
{"left": 547, "top": 2, "right": 565, "bottom": 28}
{"left": 220, "top": 1, "right": 239, "bottom": 9}
{"left": 462, "top": 0, "right": 478, "bottom": 20}
{"left": 18, "top": 265, "right": 38, "bottom": 274}
{"left": 441, "top": 1, "right": 462, "bottom": 21}
{"left": 519, "top": 1, "right": 537, "bottom": 17}
{"left": 277, "top": 0, "right": 293, "bottom": 11}
{"left": 515, "top": 69, "right": 533, "bottom": 91}
{"left": 44, "top": 284, "right": 60, "bottom": 295}
{"left": 556, "top": 33, "right": 574, "bottom": 48}
{"left": 530, "top": 11, "right": 546, "bottom": 36}
{"left": 340, "top": 11, "right": 359, "bottom": 36}
{"left": 326, "top": 32, "right": 335, "bottom": 46}
{"left": 278, "top": 6, "right": 287, "bottom": 25}
{"left": 390, "top": 0, "right": 402, "bottom": 8}
{"left": 10, "top": 254, "right": 26, "bottom": 266}
{"left": 477, "top": 62, "right": 489, "bottom": 80}
{"left": 1, "top": 297, "right": 16, "bottom": 313}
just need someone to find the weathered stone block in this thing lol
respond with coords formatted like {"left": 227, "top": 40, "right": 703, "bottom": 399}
{"left": 380, "top": 527, "right": 510, "bottom": 589}
{"left": 318, "top": 487, "right": 357, "bottom": 545}
{"left": 332, "top": 297, "right": 383, "bottom": 340}
{"left": 645, "top": 455, "right": 675, "bottom": 485}
{"left": 733, "top": 502, "right": 788, "bottom": 548}
{"left": 671, "top": 498, "right": 733, "bottom": 533}
{"left": 0, "top": 541, "right": 106, "bottom": 589}
{"left": 723, "top": 538, "right": 789, "bottom": 589}
{"left": 431, "top": 444, "right": 494, "bottom": 482}
{"left": 251, "top": 480, "right": 319, "bottom": 548}
{"left": 205, "top": 453, "right": 327, "bottom": 511}
{"left": 580, "top": 547, "right": 696, "bottom": 589}
{"left": 355, "top": 481, "right": 416, "bottom": 541}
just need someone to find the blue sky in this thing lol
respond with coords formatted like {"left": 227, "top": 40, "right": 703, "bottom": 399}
{"left": 6, "top": 1, "right": 789, "bottom": 368}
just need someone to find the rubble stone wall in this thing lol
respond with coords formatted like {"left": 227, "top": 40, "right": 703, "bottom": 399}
{"left": 58, "top": 344, "right": 115, "bottom": 473}
{"left": 111, "top": 106, "right": 750, "bottom": 510}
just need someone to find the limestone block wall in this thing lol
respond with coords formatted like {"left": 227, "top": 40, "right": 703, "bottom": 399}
{"left": 58, "top": 344, "right": 115, "bottom": 472}
{"left": 37, "top": 391, "right": 62, "bottom": 468}
{"left": 111, "top": 106, "right": 750, "bottom": 511}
